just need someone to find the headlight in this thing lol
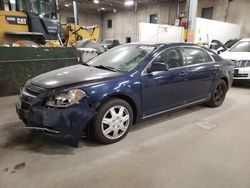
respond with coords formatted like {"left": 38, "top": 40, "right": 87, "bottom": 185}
{"left": 46, "top": 89, "right": 86, "bottom": 108}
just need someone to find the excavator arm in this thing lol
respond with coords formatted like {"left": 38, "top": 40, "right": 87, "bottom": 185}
{"left": 63, "top": 24, "right": 100, "bottom": 47}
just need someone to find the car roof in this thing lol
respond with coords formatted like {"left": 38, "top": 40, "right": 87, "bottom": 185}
{"left": 128, "top": 42, "right": 198, "bottom": 48}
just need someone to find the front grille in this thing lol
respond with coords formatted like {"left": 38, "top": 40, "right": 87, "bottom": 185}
{"left": 231, "top": 60, "right": 250, "bottom": 68}
{"left": 21, "top": 101, "right": 31, "bottom": 111}
{"left": 234, "top": 69, "right": 249, "bottom": 77}
{"left": 24, "top": 82, "right": 44, "bottom": 97}
{"left": 19, "top": 82, "right": 46, "bottom": 112}
{"left": 234, "top": 74, "right": 248, "bottom": 78}
{"left": 234, "top": 69, "right": 248, "bottom": 77}
{"left": 21, "top": 81, "right": 46, "bottom": 100}
{"left": 25, "top": 87, "right": 40, "bottom": 97}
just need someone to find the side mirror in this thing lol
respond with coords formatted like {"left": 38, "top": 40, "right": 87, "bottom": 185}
{"left": 147, "top": 62, "right": 168, "bottom": 73}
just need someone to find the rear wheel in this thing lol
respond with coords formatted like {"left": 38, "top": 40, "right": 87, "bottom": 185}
{"left": 91, "top": 98, "right": 133, "bottom": 144}
{"left": 207, "top": 79, "right": 228, "bottom": 107}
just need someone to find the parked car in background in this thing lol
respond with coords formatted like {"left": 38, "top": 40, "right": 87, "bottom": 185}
{"left": 220, "top": 38, "right": 250, "bottom": 84}
{"left": 224, "top": 39, "right": 240, "bottom": 49}
{"left": 210, "top": 39, "right": 239, "bottom": 54}
{"left": 16, "top": 43, "right": 234, "bottom": 147}
{"left": 101, "top": 39, "right": 120, "bottom": 50}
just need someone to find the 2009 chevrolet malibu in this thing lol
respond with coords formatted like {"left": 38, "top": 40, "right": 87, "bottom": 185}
{"left": 16, "top": 43, "right": 234, "bottom": 146}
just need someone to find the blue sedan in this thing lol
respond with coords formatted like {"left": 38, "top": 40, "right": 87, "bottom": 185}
{"left": 16, "top": 43, "right": 234, "bottom": 146}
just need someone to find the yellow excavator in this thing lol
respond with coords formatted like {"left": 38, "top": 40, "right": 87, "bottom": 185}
{"left": 0, "top": 0, "right": 104, "bottom": 52}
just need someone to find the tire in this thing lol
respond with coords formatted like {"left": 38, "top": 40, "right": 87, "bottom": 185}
{"left": 91, "top": 98, "right": 133, "bottom": 144}
{"left": 207, "top": 79, "right": 228, "bottom": 107}
{"left": 77, "top": 41, "right": 105, "bottom": 54}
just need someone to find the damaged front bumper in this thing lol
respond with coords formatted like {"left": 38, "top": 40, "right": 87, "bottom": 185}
{"left": 16, "top": 101, "right": 96, "bottom": 147}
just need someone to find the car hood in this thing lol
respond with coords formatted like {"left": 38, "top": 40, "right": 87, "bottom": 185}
{"left": 31, "top": 64, "right": 122, "bottom": 89}
{"left": 101, "top": 43, "right": 111, "bottom": 46}
{"left": 220, "top": 51, "right": 250, "bottom": 60}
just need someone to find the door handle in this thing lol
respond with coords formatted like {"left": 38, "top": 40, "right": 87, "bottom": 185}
{"left": 211, "top": 66, "right": 218, "bottom": 71}
{"left": 179, "top": 72, "right": 187, "bottom": 77}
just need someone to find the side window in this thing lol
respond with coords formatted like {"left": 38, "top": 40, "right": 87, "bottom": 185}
{"left": 183, "top": 48, "right": 207, "bottom": 65}
{"left": 204, "top": 50, "right": 214, "bottom": 62}
{"left": 208, "top": 51, "right": 221, "bottom": 61}
{"left": 154, "top": 48, "right": 183, "bottom": 69}
{"left": 107, "top": 20, "right": 112, "bottom": 28}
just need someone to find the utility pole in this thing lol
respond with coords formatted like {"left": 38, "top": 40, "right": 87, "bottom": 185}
{"left": 73, "top": 1, "right": 78, "bottom": 44}
{"left": 186, "top": 0, "right": 198, "bottom": 42}
{"left": 224, "top": 0, "right": 229, "bottom": 22}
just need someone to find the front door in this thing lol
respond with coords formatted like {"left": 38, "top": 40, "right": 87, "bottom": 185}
{"left": 141, "top": 47, "right": 189, "bottom": 117}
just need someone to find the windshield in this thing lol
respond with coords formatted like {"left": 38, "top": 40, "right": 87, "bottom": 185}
{"left": 30, "top": 0, "right": 57, "bottom": 19}
{"left": 87, "top": 44, "right": 155, "bottom": 73}
{"left": 229, "top": 41, "right": 250, "bottom": 52}
{"left": 102, "top": 40, "right": 113, "bottom": 44}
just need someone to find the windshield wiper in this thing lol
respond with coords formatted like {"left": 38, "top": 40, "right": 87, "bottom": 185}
{"left": 93, "top": 65, "right": 117, "bottom": 72}
{"left": 81, "top": 62, "right": 90, "bottom": 66}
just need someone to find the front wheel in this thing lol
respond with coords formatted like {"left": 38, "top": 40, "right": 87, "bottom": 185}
{"left": 207, "top": 79, "right": 228, "bottom": 107}
{"left": 91, "top": 98, "right": 133, "bottom": 144}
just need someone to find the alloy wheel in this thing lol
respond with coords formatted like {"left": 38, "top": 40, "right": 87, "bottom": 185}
{"left": 214, "top": 82, "right": 226, "bottom": 102}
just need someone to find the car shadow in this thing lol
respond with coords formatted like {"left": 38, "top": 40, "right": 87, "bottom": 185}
{"left": 1, "top": 122, "right": 75, "bottom": 155}
{"left": 1, "top": 104, "right": 206, "bottom": 154}
{"left": 82, "top": 104, "right": 206, "bottom": 147}
{"left": 131, "top": 104, "right": 205, "bottom": 132}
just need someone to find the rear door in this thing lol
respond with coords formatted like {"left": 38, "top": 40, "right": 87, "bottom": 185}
{"left": 181, "top": 47, "right": 218, "bottom": 102}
